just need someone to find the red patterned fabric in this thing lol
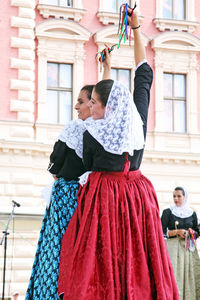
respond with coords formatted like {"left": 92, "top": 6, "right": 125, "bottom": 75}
{"left": 58, "top": 170, "right": 179, "bottom": 300}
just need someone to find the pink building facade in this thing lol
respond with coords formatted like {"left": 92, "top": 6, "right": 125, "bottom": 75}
{"left": 0, "top": 0, "right": 200, "bottom": 298}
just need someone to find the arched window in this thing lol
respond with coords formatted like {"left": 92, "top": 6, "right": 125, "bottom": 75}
{"left": 36, "top": 19, "right": 90, "bottom": 129}
{"left": 151, "top": 31, "right": 200, "bottom": 135}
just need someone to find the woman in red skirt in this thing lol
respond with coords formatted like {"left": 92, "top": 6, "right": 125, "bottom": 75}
{"left": 58, "top": 12, "right": 179, "bottom": 300}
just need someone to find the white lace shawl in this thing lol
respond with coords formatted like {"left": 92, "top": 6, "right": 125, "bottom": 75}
{"left": 58, "top": 118, "right": 92, "bottom": 158}
{"left": 170, "top": 187, "right": 193, "bottom": 218}
{"left": 85, "top": 80, "right": 144, "bottom": 155}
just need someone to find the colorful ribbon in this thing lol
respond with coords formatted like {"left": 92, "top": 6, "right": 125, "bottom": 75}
{"left": 185, "top": 229, "right": 196, "bottom": 252}
{"left": 117, "top": 2, "right": 137, "bottom": 48}
{"left": 95, "top": 44, "right": 117, "bottom": 72}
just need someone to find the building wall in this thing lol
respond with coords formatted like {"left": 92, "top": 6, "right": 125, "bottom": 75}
{"left": 0, "top": 0, "right": 200, "bottom": 298}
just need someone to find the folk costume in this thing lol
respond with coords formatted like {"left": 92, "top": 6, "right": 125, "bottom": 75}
{"left": 25, "top": 119, "right": 90, "bottom": 300}
{"left": 58, "top": 63, "right": 179, "bottom": 300}
{"left": 161, "top": 189, "right": 200, "bottom": 300}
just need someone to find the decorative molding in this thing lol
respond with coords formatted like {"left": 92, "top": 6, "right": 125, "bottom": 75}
{"left": 11, "top": 58, "right": 34, "bottom": 70}
{"left": 18, "top": 91, "right": 34, "bottom": 102}
{"left": 19, "top": 28, "right": 35, "bottom": 39}
{"left": 18, "top": 70, "right": 35, "bottom": 81}
{"left": 94, "top": 24, "right": 149, "bottom": 46}
{"left": 10, "top": 100, "right": 34, "bottom": 113}
{"left": 0, "top": 139, "right": 51, "bottom": 157}
{"left": 11, "top": 16, "right": 35, "bottom": 29}
{"left": 146, "top": 131, "right": 200, "bottom": 155}
{"left": 36, "top": 18, "right": 91, "bottom": 41}
{"left": 97, "top": 11, "right": 144, "bottom": 26}
{"left": 151, "top": 31, "right": 200, "bottom": 52}
{"left": 10, "top": 0, "right": 36, "bottom": 126}
{"left": 97, "top": 0, "right": 141, "bottom": 25}
{"left": 11, "top": 0, "right": 35, "bottom": 9}
{"left": 143, "top": 152, "right": 200, "bottom": 166}
{"left": 10, "top": 79, "right": 34, "bottom": 91}
{"left": 153, "top": 18, "right": 199, "bottom": 33}
{"left": 37, "top": 4, "right": 86, "bottom": 21}
{"left": 11, "top": 36, "right": 35, "bottom": 49}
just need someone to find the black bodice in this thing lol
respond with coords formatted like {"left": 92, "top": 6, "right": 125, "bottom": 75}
{"left": 161, "top": 208, "right": 199, "bottom": 236}
{"left": 83, "top": 63, "right": 153, "bottom": 172}
{"left": 48, "top": 140, "right": 85, "bottom": 181}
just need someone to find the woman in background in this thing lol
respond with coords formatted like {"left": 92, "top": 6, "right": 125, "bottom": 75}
{"left": 161, "top": 186, "right": 200, "bottom": 300}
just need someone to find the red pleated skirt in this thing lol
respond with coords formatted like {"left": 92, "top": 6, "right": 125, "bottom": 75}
{"left": 58, "top": 170, "right": 179, "bottom": 300}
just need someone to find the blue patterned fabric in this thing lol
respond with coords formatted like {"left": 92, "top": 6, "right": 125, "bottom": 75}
{"left": 25, "top": 178, "right": 79, "bottom": 300}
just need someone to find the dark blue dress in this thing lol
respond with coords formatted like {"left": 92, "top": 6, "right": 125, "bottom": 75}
{"left": 25, "top": 141, "right": 85, "bottom": 300}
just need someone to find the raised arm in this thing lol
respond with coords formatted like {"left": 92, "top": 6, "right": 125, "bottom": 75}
{"left": 127, "top": 11, "right": 153, "bottom": 138}
{"left": 127, "top": 10, "right": 146, "bottom": 66}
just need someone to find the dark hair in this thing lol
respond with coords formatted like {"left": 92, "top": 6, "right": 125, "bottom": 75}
{"left": 81, "top": 85, "right": 94, "bottom": 100}
{"left": 94, "top": 79, "right": 114, "bottom": 106}
{"left": 174, "top": 186, "right": 185, "bottom": 196}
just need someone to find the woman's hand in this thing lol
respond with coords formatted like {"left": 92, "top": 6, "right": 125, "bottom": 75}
{"left": 176, "top": 229, "right": 187, "bottom": 239}
{"left": 127, "top": 9, "right": 140, "bottom": 29}
{"left": 102, "top": 45, "right": 111, "bottom": 80}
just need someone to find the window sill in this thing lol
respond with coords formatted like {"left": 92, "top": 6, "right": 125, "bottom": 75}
{"left": 153, "top": 18, "right": 199, "bottom": 33}
{"left": 97, "top": 11, "right": 143, "bottom": 26}
{"left": 37, "top": 4, "right": 86, "bottom": 22}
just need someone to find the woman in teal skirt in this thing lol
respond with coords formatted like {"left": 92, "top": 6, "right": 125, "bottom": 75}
{"left": 25, "top": 85, "right": 94, "bottom": 300}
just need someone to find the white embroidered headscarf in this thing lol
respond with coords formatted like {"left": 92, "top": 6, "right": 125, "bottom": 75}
{"left": 58, "top": 118, "right": 92, "bottom": 158}
{"left": 170, "top": 187, "right": 193, "bottom": 218}
{"left": 85, "top": 80, "right": 144, "bottom": 155}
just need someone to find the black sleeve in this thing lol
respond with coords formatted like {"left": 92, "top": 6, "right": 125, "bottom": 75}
{"left": 192, "top": 212, "right": 199, "bottom": 235}
{"left": 161, "top": 208, "right": 171, "bottom": 236}
{"left": 47, "top": 140, "right": 69, "bottom": 175}
{"left": 133, "top": 63, "right": 153, "bottom": 139}
{"left": 83, "top": 131, "right": 93, "bottom": 171}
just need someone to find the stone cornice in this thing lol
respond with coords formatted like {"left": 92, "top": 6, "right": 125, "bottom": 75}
{"left": 143, "top": 150, "right": 200, "bottom": 166}
{"left": 37, "top": 4, "right": 86, "bottom": 21}
{"left": 0, "top": 139, "right": 52, "bottom": 157}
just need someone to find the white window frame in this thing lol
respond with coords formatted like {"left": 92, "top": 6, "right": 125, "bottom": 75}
{"left": 94, "top": 25, "right": 149, "bottom": 93}
{"left": 37, "top": 0, "right": 85, "bottom": 21}
{"left": 35, "top": 19, "right": 90, "bottom": 129}
{"left": 154, "top": 0, "right": 198, "bottom": 33}
{"left": 151, "top": 31, "right": 200, "bottom": 136}
{"left": 97, "top": 0, "right": 141, "bottom": 26}
{"left": 46, "top": 62, "right": 73, "bottom": 125}
{"left": 163, "top": 72, "right": 187, "bottom": 133}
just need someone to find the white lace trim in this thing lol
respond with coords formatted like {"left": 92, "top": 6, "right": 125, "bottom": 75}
{"left": 85, "top": 80, "right": 144, "bottom": 155}
{"left": 58, "top": 118, "right": 92, "bottom": 158}
{"left": 79, "top": 171, "right": 92, "bottom": 186}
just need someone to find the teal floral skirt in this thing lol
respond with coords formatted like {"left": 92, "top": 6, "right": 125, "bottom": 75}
{"left": 25, "top": 178, "right": 79, "bottom": 300}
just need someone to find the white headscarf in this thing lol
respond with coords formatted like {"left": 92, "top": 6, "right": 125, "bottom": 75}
{"left": 58, "top": 118, "right": 92, "bottom": 158}
{"left": 85, "top": 80, "right": 144, "bottom": 155}
{"left": 170, "top": 187, "right": 193, "bottom": 218}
